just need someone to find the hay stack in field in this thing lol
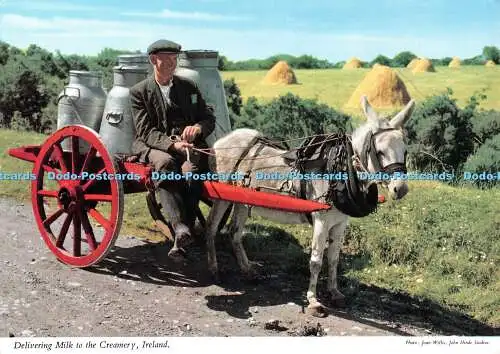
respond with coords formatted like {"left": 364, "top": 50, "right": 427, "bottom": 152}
{"left": 263, "top": 60, "right": 298, "bottom": 84}
{"left": 449, "top": 57, "right": 461, "bottom": 68}
{"left": 485, "top": 60, "right": 496, "bottom": 67}
{"left": 407, "top": 58, "right": 420, "bottom": 69}
{"left": 345, "top": 64, "right": 411, "bottom": 110}
{"left": 412, "top": 58, "right": 435, "bottom": 73}
{"left": 343, "top": 57, "right": 362, "bottom": 69}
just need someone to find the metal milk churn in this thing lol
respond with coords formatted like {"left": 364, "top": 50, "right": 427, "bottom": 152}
{"left": 175, "top": 50, "right": 232, "bottom": 147}
{"left": 57, "top": 70, "right": 107, "bottom": 152}
{"left": 98, "top": 54, "right": 150, "bottom": 156}
{"left": 117, "top": 53, "right": 153, "bottom": 73}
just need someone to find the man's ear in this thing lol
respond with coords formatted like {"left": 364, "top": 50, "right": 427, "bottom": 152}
{"left": 149, "top": 54, "right": 156, "bottom": 65}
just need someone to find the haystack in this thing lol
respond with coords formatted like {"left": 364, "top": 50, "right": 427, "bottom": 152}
{"left": 406, "top": 58, "right": 420, "bottom": 69}
{"left": 343, "top": 57, "right": 362, "bottom": 69}
{"left": 485, "top": 60, "right": 496, "bottom": 67}
{"left": 448, "top": 57, "right": 461, "bottom": 68}
{"left": 345, "top": 64, "right": 411, "bottom": 110}
{"left": 412, "top": 58, "right": 435, "bottom": 73}
{"left": 263, "top": 61, "right": 298, "bottom": 84}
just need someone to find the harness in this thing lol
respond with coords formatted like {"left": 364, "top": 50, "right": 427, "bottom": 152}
{"left": 358, "top": 128, "right": 407, "bottom": 175}
{"left": 224, "top": 128, "right": 407, "bottom": 221}
{"left": 286, "top": 133, "right": 380, "bottom": 219}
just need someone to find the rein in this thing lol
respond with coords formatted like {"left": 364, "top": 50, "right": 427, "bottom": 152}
{"left": 355, "top": 128, "right": 407, "bottom": 181}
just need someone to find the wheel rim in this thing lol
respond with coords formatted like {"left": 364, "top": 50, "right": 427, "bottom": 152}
{"left": 31, "top": 125, "right": 123, "bottom": 267}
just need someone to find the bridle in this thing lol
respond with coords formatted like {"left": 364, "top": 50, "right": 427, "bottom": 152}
{"left": 354, "top": 128, "right": 407, "bottom": 185}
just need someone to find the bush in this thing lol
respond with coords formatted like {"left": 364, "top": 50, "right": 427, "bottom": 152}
{"left": 472, "top": 110, "right": 500, "bottom": 146}
{"left": 241, "top": 94, "right": 350, "bottom": 145}
{"left": 405, "top": 90, "right": 475, "bottom": 172}
{"left": 223, "top": 78, "right": 243, "bottom": 128}
{"left": 462, "top": 134, "right": 500, "bottom": 188}
{"left": 229, "top": 93, "right": 352, "bottom": 144}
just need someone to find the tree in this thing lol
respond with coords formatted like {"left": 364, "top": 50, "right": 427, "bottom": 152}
{"left": 0, "top": 41, "right": 9, "bottom": 65}
{"left": 371, "top": 54, "right": 392, "bottom": 67}
{"left": 482, "top": 46, "right": 500, "bottom": 64}
{"left": 392, "top": 51, "right": 417, "bottom": 67}
{"left": 96, "top": 47, "right": 134, "bottom": 68}
{"left": 0, "top": 57, "right": 50, "bottom": 131}
{"left": 218, "top": 55, "right": 229, "bottom": 71}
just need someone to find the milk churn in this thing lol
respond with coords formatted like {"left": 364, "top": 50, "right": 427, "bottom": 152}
{"left": 57, "top": 70, "right": 107, "bottom": 152}
{"left": 175, "top": 50, "right": 232, "bottom": 147}
{"left": 98, "top": 55, "right": 149, "bottom": 156}
{"left": 117, "top": 53, "right": 153, "bottom": 74}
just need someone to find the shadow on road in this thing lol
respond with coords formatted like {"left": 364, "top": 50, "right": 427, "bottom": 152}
{"left": 85, "top": 232, "right": 499, "bottom": 336}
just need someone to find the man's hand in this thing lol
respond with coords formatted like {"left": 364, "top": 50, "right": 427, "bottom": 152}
{"left": 181, "top": 125, "right": 201, "bottom": 143}
{"left": 172, "top": 141, "right": 193, "bottom": 153}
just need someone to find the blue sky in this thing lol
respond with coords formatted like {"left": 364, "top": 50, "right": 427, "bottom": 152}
{"left": 0, "top": 0, "right": 499, "bottom": 62}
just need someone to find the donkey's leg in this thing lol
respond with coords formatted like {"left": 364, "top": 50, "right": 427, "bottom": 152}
{"left": 327, "top": 217, "right": 348, "bottom": 307}
{"left": 228, "top": 204, "right": 256, "bottom": 276}
{"left": 205, "top": 200, "right": 232, "bottom": 282}
{"left": 306, "top": 214, "right": 329, "bottom": 317}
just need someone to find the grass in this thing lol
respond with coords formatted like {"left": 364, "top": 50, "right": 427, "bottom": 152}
{"left": 1, "top": 65, "right": 499, "bottom": 328}
{"left": 222, "top": 66, "right": 500, "bottom": 118}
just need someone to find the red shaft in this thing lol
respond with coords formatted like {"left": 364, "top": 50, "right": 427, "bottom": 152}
{"left": 202, "top": 181, "right": 331, "bottom": 213}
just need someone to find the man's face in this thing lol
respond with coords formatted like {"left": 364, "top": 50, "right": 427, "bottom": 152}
{"left": 151, "top": 52, "right": 178, "bottom": 77}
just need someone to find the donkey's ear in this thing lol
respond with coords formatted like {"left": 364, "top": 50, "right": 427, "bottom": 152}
{"left": 361, "top": 95, "right": 378, "bottom": 122}
{"left": 390, "top": 99, "right": 415, "bottom": 128}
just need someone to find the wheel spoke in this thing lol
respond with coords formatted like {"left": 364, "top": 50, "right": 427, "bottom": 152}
{"left": 43, "top": 208, "right": 64, "bottom": 228}
{"left": 71, "top": 136, "right": 80, "bottom": 174}
{"left": 80, "top": 211, "right": 98, "bottom": 251}
{"left": 38, "top": 190, "right": 58, "bottom": 198}
{"left": 83, "top": 194, "right": 113, "bottom": 202}
{"left": 56, "top": 212, "right": 73, "bottom": 248}
{"left": 88, "top": 208, "right": 111, "bottom": 231}
{"left": 81, "top": 167, "right": 106, "bottom": 192}
{"left": 52, "top": 143, "right": 68, "bottom": 174}
{"left": 79, "top": 146, "right": 97, "bottom": 176}
{"left": 73, "top": 212, "right": 81, "bottom": 257}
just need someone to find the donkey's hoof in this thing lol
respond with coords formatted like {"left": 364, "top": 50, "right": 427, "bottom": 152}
{"left": 306, "top": 303, "right": 329, "bottom": 318}
{"left": 168, "top": 247, "right": 187, "bottom": 263}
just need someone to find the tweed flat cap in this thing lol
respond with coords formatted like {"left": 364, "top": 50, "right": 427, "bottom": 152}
{"left": 147, "top": 39, "right": 182, "bottom": 55}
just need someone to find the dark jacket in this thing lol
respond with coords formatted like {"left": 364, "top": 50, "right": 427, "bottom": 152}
{"left": 130, "top": 75, "right": 216, "bottom": 158}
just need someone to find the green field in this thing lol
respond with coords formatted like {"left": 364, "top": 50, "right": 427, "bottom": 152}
{"left": 222, "top": 66, "right": 500, "bottom": 117}
{"left": 0, "top": 65, "right": 499, "bottom": 331}
{"left": 0, "top": 127, "right": 499, "bottom": 331}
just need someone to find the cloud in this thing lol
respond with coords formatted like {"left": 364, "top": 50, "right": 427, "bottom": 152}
{"left": 0, "top": 13, "right": 496, "bottom": 61}
{"left": 122, "top": 9, "right": 250, "bottom": 21}
{"left": 1, "top": 0, "right": 107, "bottom": 11}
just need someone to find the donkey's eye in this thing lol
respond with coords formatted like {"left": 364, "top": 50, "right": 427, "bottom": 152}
{"left": 377, "top": 151, "right": 385, "bottom": 157}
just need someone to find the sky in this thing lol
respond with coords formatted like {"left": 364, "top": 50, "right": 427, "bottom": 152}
{"left": 0, "top": 0, "right": 499, "bottom": 62}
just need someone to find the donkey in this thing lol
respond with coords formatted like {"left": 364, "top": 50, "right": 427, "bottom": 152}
{"left": 204, "top": 96, "right": 415, "bottom": 317}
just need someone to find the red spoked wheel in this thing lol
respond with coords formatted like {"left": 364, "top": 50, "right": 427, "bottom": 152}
{"left": 31, "top": 125, "right": 123, "bottom": 267}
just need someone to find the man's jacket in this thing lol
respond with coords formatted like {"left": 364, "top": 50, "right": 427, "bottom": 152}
{"left": 130, "top": 75, "right": 216, "bottom": 159}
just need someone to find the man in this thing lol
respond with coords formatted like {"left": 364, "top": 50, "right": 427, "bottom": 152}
{"left": 130, "top": 39, "right": 216, "bottom": 260}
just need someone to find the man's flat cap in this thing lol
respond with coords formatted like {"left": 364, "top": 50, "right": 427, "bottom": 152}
{"left": 147, "top": 39, "right": 182, "bottom": 55}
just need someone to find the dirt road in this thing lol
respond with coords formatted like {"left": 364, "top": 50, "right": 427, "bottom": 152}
{"left": 0, "top": 198, "right": 497, "bottom": 337}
